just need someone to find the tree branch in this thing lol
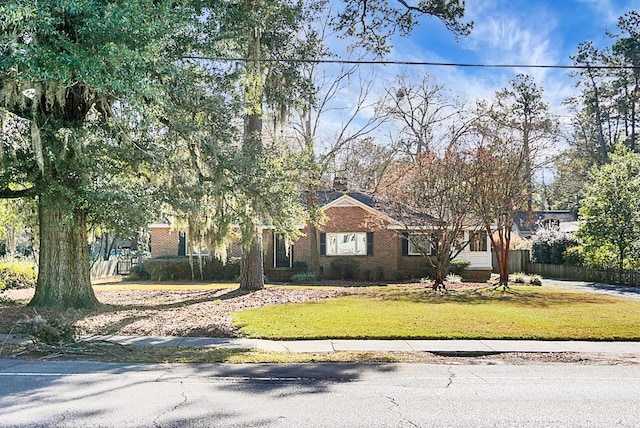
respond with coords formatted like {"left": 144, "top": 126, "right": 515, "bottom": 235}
{"left": 0, "top": 186, "right": 39, "bottom": 199}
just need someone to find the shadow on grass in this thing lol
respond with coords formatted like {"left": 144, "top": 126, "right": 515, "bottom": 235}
{"left": 103, "top": 287, "right": 253, "bottom": 312}
{"left": 0, "top": 287, "right": 260, "bottom": 339}
{"left": 364, "top": 286, "right": 620, "bottom": 308}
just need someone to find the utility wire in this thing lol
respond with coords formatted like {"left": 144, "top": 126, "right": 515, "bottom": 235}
{"left": 184, "top": 56, "right": 640, "bottom": 70}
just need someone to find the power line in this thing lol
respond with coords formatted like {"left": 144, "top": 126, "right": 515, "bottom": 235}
{"left": 184, "top": 56, "right": 640, "bottom": 70}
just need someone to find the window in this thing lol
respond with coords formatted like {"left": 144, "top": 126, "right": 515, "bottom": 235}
{"left": 453, "top": 231, "right": 465, "bottom": 253}
{"left": 469, "top": 231, "right": 488, "bottom": 252}
{"left": 403, "top": 233, "right": 436, "bottom": 256}
{"left": 326, "top": 232, "right": 367, "bottom": 256}
{"left": 541, "top": 219, "right": 560, "bottom": 230}
{"left": 408, "top": 234, "right": 432, "bottom": 256}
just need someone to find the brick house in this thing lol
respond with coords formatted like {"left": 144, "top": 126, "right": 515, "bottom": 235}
{"left": 263, "top": 193, "right": 492, "bottom": 281}
{"left": 150, "top": 193, "right": 492, "bottom": 281}
{"left": 149, "top": 223, "right": 186, "bottom": 258}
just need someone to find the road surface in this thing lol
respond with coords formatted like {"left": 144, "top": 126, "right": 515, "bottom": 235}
{"left": 2, "top": 358, "right": 640, "bottom": 427}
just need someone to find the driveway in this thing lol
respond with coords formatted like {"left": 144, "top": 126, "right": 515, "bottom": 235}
{"left": 543, "top": 278, "right": 640, "bottom": 300}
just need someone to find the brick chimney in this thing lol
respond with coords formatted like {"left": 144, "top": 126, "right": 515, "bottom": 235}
{"left": 332, "top": 176, "right": 348, "bottom": 192}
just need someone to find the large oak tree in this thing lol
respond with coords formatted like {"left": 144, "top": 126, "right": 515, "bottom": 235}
{"left": 0, "top": 0, "right": 192, "bottom": 308}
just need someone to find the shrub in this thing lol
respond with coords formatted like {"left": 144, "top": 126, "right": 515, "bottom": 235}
{"left": 291, "top": 272, "right": 319, "bottom": 283}
{"left": 363, "top": 267, "right": 384, "bottom": 281}
{"left": 582, "top": 244, "right": 619, "bottom": 269}
{"left": 449, "top": 260, "right": 470, "bottom": 275}
{"left": 445, "top": 273, "right": 463, "bottom": 283}
{"left": 531, "top": 228, "right": 578, "bottom": 265}
{"left": 128, "top": 264, "right": 151, "bottom": 280}
{"left": 144, "top": 257, "right": 241, "bottom": 281}
{"left": 329, "top": 258, "right": 360, "bottom": 280}
{"left": 529, "top": 274, "right": 543, "bottom": 286}
{"left": 563, "top": 246, "right": 585, "bottom": 267}
{"left": 292, "top": 261, "right": 308, "bottom": 274}
{"left": 0, "top": 260, "right": 37, "bottom": 290}
{"left": 512, "top": 272, "right": 527, "bottom": 283}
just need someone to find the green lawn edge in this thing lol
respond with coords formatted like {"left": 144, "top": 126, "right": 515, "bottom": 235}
{"left": 232, "top": 285, "right": 640, "bottom": 341}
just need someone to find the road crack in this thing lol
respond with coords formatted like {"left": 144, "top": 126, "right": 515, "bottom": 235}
{"left": 152, "top": 381, "right": 188, "bottom": 428}
{"left": 445, "top": 367, "right": 455, "bottom": 388}
{"left": 382, "top": 394, "right": 399, "bottom": 409}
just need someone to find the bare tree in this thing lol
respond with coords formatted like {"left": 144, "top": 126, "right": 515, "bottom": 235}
{"left": 379, "top": 146, "right": 478, "bottom": 289}
{"left": 470, "top": 114, "right": 530, "bottom": 288}
{"left": 377, "top": 74, "right": 463, "bottom": 159}
{"left": 288, "top": 60, "right": 382, "bottom": 275}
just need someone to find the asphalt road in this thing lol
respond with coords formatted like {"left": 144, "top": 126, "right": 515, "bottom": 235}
{"left": 2, "top": 358, "right": 640, "bottom": 427}
{"left": 543, "top": 278, "right": 640, "bottom": 300}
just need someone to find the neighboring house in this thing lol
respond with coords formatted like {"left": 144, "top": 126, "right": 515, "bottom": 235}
{"left": 150, "top": 193, "right": 493, "bottom": 281}
{"left": 149, "top": 222, "right": 186, "bottom": 258}
{"left": 512, "top": 210, "right": 579, "bottom": 239}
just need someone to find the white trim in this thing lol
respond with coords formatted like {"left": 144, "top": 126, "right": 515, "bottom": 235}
{"left": 149, "top": 223, "right": 172, "bottom": 229}
{"left": 406, "top": 233, "right": 433, "bottom": 256}
{"left": 325, "top": 232, "right": 368, "bottom": 256}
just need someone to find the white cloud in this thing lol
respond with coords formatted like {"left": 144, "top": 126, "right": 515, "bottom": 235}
{"left": 575, "top": 0, "right": 630, "bottom": 25}
{"left": 465, "top": 6, "right": 559, "bottom": 67}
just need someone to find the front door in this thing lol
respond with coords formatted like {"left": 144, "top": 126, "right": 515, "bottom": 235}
{"left": 274, "top": 234, "right": 292, "bottom": 268}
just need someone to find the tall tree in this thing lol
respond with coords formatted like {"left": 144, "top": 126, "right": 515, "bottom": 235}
{"left": 0, "top": 0, "right": 191, "bottom": 308}
{"left": 377, "top": 74, "right": 462, "bottom": 158}
{"left": 491, "top": 74, "right": 557, "bottom": 212}
{"left": 578, "top": 144, "right": 640, "bottom": 271}
{"left": 290, "top": 62, "right": 382, "bottom": 276}
{"left": 201, "top": 0, "right": 314, "bottom": 290}
{"left": 470, "top": 106, "right": 530, "bottom": 287}
{"left": 568, "top": 41, "right": 612, "bottom": 164}
{"left": 609, "top": 11, "right": 640, "bottom": 152}
{"left": 552, "top": 11, "right": 640, "bottom": 211}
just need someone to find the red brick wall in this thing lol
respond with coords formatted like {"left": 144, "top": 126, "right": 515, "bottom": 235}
{"left": 150, "top": 226, "right": 180, "bottom": 258}
{"left": 291, "top": 206, "right": 400, "bottom": 280}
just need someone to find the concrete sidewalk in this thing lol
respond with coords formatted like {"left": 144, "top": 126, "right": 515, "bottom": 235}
{"left": 3, "top": 333, "right": 640, "bottom": 354}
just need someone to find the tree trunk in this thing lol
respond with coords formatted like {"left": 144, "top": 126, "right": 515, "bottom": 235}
{"left": 6, "top": 223, "right": 16, "bottom": 257}
{"left": 497, "top": 243, "right": 510, "bottom": 286}
{"left": 29, "top": 193, "right": 99, "bottom": 309}
{"left": 239, "top": 221, "right": 264, "bottom": 291}
{"left": 490, "top": 228, "right": 510, "bottom": 286}
{"left": 308, "top": 223, "right": 321, "bottom": 276}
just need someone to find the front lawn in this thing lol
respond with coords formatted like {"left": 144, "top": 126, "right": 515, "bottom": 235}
{"left": 232, "top": 285, "right": 640, "bottom": 340}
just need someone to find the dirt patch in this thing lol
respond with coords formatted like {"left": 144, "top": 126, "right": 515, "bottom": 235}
{"left": 1, "top": 281, "right": 638, "bottom": 365}
{"left": 0, "top": 284, "right": 360, "bottom": 338}
{"left": 0, "top": 281, "right": 543, "bottom": 339}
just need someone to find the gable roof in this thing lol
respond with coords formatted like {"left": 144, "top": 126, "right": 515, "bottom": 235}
{"left": 316, "top": 191, "right": 376, "bottom": 208}
{"left": 320, "top": 193, "right": 401, "bottom": 226}
{"left": 513, "top": 210, "right": 579, "bottom": 232}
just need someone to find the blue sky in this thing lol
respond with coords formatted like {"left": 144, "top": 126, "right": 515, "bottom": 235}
{"left": 307, "top": 0, "right": 638, "bottom": 159}
{"left": 381, "top": 0, "right": 637, "bottom": 111}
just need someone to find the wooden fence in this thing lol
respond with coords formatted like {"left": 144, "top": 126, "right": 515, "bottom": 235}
{"left": 528, "top": 263, "right": 640, "bottom": 287}
{"left": 492, "top": 249, "right": 640, "bottom": 287}
{"left": 90, "top": 260, "right": 119, "bottom": 279}
{"left": 492, "top": 250, "right": 532, "bottom": 274}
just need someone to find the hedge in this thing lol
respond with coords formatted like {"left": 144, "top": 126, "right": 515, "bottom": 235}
{"left": 0, "top": 260, "right": 37, "bottom": 290}
{"left": 143, "top": 257, "right": 241, "bottom": 281}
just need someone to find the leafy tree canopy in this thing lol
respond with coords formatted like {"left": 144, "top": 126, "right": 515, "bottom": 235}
{"left": 578, "top": 144, "right": 640, "bottom": 270}
{"left": 334, "top": 0, "right": 473, "bottom": 55}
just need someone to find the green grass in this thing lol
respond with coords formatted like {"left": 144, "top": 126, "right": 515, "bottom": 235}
{"left": 232, "top": 286, "right": 640, "bottom": 341}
